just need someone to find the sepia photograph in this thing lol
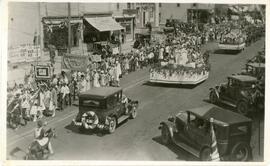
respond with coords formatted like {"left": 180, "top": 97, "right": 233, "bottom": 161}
{"left": 2, "top": 0, "right": 267, "bottom": 164}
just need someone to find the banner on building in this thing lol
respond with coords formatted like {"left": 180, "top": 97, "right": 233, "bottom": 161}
{"left": 62, "top": 54, "right": 89, "bottom": 71}
{"left": 8, "top": 45, "right": 41, "bottom": 63}
{"left": 90, "top": 54, "right": 102, "bottom": 62}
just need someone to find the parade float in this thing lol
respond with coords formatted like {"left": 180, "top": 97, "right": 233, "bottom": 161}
{"left": 150, "top": 48, "right": 210, "bottom": 85}
{"left": 218, "top": 29, "right": 246, "bottom": 51}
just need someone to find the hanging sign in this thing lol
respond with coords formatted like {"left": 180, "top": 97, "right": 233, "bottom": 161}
{"left": 62, "top": 54, "right": 89, "bottom": 71}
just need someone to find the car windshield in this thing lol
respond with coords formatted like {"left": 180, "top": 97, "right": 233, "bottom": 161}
{"left": 80, "top": 98, "right": 105, "bottom": 109}
{"left": 241, "top": 81, "right": 256, "bottom": 87}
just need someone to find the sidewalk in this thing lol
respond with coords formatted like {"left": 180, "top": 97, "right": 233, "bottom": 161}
{"left": 7, "top": 66, "right": 149, "bottom": 139}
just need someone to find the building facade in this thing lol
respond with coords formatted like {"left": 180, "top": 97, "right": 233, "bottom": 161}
{"left": 8, "top": 2, "right": 138, "bottom": 48}
{"left": 159, "top": 3, "right": 215, "bottom": 25}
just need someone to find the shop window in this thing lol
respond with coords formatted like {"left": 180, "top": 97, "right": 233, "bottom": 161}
{"left": 150, "top": 11, "right": 154, "bottom": 19}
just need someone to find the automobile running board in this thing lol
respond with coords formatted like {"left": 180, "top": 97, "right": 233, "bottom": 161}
{"left": 173, "top": 139, "right": 200, "bottom": 158}
{"left": 118, "top": 115, "right": 130, "bottom": 124}
{"left": 219, "top": 99, "right": 237, "bottom": 107}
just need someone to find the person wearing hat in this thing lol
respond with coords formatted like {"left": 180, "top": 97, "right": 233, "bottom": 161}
{"left": 34, "top": 120, "right": 45, "bottom": 140}
{"left": 59, "top": 82, "right": 70, "bottom": 110}
{"left": 33, "top": 120, "right": 54, "bottom": 154}
{"left": 79, "top": 74, "right": 87, "bottom": 93}
{"left": 50, "top": 85, "right": 57, "bottom": 117}
{"left": 44, "top": 87, "right": 51, "bottom": 116}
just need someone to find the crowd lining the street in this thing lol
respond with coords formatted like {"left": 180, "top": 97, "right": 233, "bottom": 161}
{"left": 7, "top": 17, "right": 265, "bottom": 130}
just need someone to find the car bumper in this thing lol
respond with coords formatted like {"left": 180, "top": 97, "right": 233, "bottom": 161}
{"left": 72, "top": 119, "right": 109, "bottom": 130}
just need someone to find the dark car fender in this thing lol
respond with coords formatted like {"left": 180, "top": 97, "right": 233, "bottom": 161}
{"left": 209, "top": 87, "right": 220, "bottom": 99}
{"left": 239, "top": 90, "right": 252, "bottom": 103}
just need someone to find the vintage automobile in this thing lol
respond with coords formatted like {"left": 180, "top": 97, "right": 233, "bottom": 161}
{"left": 72, "top": 87, "right": 139, "bottom": 134}
{"left": 247, "top": 51, "right": 265, "bottom": 64}
{"left": 241, "top": 63, "right": 265, "bottom": 82}
{"left": 159, "top": 105, "right": 253, "bottom": 161}
{"left": 209, "top": 75, "right": 264, "bottom": 116}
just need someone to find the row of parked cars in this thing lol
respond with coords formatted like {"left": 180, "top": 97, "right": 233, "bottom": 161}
{"left": 159, "top": 50, "right": 265, "bottom": 161}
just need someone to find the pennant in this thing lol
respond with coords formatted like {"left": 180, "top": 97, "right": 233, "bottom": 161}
{"left": 210, "top": 117, "right": 220, "bottom": 161}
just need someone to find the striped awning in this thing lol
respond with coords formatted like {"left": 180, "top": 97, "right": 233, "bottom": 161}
{"left": 84, "top": 17, "right": 124, "bottom": 32}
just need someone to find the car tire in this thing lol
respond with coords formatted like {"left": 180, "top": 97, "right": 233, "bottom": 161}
{"left": 200, "top": 147, "right": 212, "bottom": 161}
{"left": 230, "top": 142, "right": 252, "bottom": 161}
{"left": 209, "top": 91, "right": 218, "bottom": 104}
{"left": 237, "top": 100, "right": 249, "bottom": 116}
{"left": 130, "top": 108, "right": 137, "bottom": 119}
{"left": 108, "top": 117, "right": 117, "bottom": 134}
{"left": 161, "top": 125, "right": 172, "bottom": 145}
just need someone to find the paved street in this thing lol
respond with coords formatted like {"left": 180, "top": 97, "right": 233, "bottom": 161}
{"left": 7, "top": 39, "right": 264, "bottom": 161}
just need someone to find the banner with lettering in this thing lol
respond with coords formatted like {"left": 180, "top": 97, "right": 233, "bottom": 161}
{"left": 90, "top": 54, "right": 102, "bottom": 62}
{"left": 112, "top": 47, "right": 119, "bottom": 55}
{"left": 62, "top": 54, "right": 89, "bottom": 71}
{"left": 8, "top": 45, "right": 41, "bottom": 63}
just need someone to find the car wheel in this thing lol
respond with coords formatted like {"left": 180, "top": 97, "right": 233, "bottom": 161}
{"left": 237, "top": 100, "right": 249, "bottom": 116}
{"left": 24, "top": 154, "right": 29, "bottom": 160}
{"left": 108, "top": 117, "right": 117, "bottom": 134}
{"left": 130, "top": 108, "right": 137, "bottom": 119}
{"left": 209, "top": 91, "right": 218, "bottom": 103}
{"left": 200, "top": 147, "right": 212, "bottom": 161}
{"left": 230, "top": 142, "right": 252, "bottom": 161}
{"left": 161, "top": 125, "right": 171, "bottom": 145}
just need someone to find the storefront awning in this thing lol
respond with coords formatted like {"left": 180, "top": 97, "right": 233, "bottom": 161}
{"left": 43, "top": 19, "right": 82, "bottom": 25}
{"left": 84, "top": 17, "right": 124, "bottom": 32}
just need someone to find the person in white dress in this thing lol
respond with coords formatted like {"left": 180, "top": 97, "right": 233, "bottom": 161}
{"left": 93, "top": 70, "right": 100, "bottom": 88}
{"left": 38, "top": 89, "right": 45, "bottom": 119}
{"left": 100, "top": 70, "right": 106, "bottom": 87}
{"left": 79, "top": 75, "right": 87, "bottom": 93}
{"left": 85, "top": 69, "right": 91, "bottom": 91}
{"left": 116, "top": 60, "right": 122, "bottom": 78}
{"left": 43, "top": 87, "right": 51, "bottom": 115}
{"left": 158, "top": 47, "right": 164, "bottom": 61}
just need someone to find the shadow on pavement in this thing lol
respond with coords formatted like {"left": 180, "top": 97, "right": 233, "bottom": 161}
{"left": 143, "top": 81, "right": 203, "bottom": 89}
{"left": 64, "top": 119, "right": 130, "bottom": 137}
{"left": 152, "top": 135, "right": 198, "bottom": 161}
{"left": 64, "top": 123, "right": 105, "bottom": 137}
{"left": 213, "top": 49, "right": 241, "bottom": 55}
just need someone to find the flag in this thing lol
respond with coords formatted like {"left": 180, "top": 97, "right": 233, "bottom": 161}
{"left": 210, "top": 117, "right": 220, "bottom": 161}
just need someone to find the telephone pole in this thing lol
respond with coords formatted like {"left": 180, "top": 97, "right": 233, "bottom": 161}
{"left": 68, "top": 3, "right": 71, "bottom": 54}
{"left": 38, "top": 2, "right": 43, "bottom": 61}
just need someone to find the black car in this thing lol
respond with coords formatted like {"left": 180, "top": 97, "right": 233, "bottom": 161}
{"left": 209, "top": 75, "right": 264, "bottom": 116}
{"left": 159, "top": 105, "right": 253, "bottom": 161}
{"left": 73, "top": 87, "right": 139, "bottom": 133}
